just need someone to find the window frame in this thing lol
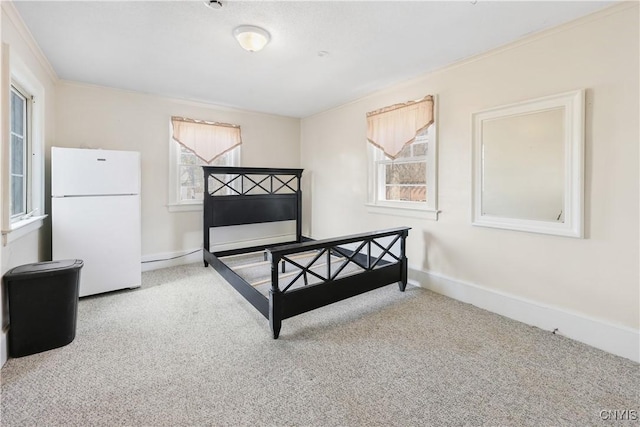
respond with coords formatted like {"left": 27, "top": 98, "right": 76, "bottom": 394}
{"left": 9, "top": 82, "right": 31, "bottom": 222}
{"left": 366, "top": 124, "right": 439, "bottom": 220}
{"left": 376, "top": 135, "right": 427, "bottom": 204}
{"left": 1, "top": 48, "right": 47, "bottom": 244}
{"left": 168, "top": 130, "right": 241, "bottom": 212}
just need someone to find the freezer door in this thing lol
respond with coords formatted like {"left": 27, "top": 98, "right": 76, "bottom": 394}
{"left": 52, "top": 195, "right": 141, "bottom": 297}
{"left": 52, "top": 147, "right": 140, "bottom": 197}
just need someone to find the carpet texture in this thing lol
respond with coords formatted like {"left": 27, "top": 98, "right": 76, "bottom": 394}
{"left": 1, "top": 263, "right": 638, "bottom": 426}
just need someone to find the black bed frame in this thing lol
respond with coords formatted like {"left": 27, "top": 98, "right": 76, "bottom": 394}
{"left": 202, "top": 166, "right": 410, "bottom": 338}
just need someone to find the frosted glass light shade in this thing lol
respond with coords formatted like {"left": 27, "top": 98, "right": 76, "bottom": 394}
{"left": 233, "top": 25, "right": 270, "bottom": 52}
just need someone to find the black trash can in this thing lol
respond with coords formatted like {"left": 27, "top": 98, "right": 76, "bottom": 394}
{"left": 5, "top": 259, "right": 83, "bottom": 358}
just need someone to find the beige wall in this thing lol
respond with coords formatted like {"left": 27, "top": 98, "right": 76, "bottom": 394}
{"left": 54, "top": 83, "right": 301, "bottom": 258}
{"left": 1, "top": 3, "right": 57, "bottom": 364}
{"left": 1, "top": 1, "right": 637, "bottom": 364}
{"left": 1, "top": 6, "right": 300, "bottom": 362}
{"left": 300, "top": 5, "right": 639, "bottom": 330}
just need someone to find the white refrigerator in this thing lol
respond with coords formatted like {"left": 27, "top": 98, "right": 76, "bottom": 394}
{"left": 52, "top": 147, "right": 141, "bottom": 297}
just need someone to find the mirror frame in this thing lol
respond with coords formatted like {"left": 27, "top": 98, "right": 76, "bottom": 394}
{"left": 472, "top": 89, "right": 585, "bottom": 238}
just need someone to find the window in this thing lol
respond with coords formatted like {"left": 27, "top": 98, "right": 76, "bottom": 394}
{"left": 175, "top": 143, "right": 240, "bottom": 203}
{"left": 374, "top": 128, "right": 428, "bottom": 202}
{"left": 2, "top": 54, "right": 46, "bottom": 244}
{"left": 168, "top": 117, "right": 241, "bottom": 210}
{"left": 366, "top": 96, "right": 438, "bottom": 219}
{"left": 10, "top": 84, "right": 30, "bottom": 222}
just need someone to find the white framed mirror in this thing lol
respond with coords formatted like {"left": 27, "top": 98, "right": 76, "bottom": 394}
{"left": 472, "top": 90, "right": 585, "bottom": 238}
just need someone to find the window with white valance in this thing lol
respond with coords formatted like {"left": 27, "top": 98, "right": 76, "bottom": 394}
{"left": 171, "top": 116, "right": 242, "bottom": 163}
{"left": 169, "top": 116, "right": 241, "bottom": 210}
{"left": 366, "top": 95, "right": 434, "bottom": 159}
{"left": 366, "top": 95, "right": 438, "bottom": 219}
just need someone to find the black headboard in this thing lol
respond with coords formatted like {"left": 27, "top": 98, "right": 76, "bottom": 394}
{"left": 203, "top": 166, "right": 303, "bottom": 250}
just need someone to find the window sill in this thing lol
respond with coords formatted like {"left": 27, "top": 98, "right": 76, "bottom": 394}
{"left": 365, "top": 203, "right": 439, "bottom": 220}
{"left": 2, "top": 215, "right": 47, "bottom": 245}
{"left": 167, "top": 202, "right": 203, "bottom": 213}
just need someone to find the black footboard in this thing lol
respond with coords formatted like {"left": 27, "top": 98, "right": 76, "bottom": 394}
{"left": 266, "top": 227, "right": 410, "bottom": 338}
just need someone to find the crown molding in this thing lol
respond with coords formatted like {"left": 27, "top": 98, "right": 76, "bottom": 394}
{"left": 308, "top": 1, "right": 638, "bottom": 120}
{"left": 1, "top": 1, "right": 58, "bottom": 83}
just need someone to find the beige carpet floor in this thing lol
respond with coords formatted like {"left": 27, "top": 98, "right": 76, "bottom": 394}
{"left": 1, "top": 263, "right": 638, "bottom": 426}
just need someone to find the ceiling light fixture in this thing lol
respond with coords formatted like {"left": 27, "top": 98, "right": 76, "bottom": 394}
{"left": 233, "top": 25, "right": 270, "bottom": 52}
{"left": 204, "top": 0, "right": 223, "bottom": 9}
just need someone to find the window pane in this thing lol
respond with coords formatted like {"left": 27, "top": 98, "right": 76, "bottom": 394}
{"left": 10, "top": 86, "right": 29, "bottom": 220}
{"left": 11, "top": 176, "right": 24, "bottom": 216}
{"left": 179, "top": 164, "right": 204, "bottom": 201}
{"left": 174, "top": 134, "right": 239, "bottom": 203}
{"left": 179, "top": 146, "right": 201, "bottom": 165}
{"left": 395, "top": 143, "right": 412, "bottom": 159}
{"left": 385, "top": 162, "right": 426, "bottom": 185}
{"left": 11, "top": 91, "right": 24, "bottom": 136}
{"left": 385, "top": 185, "right": 427, "bottom": 202}
{"left": 179, "top": 146, "right": 205, "bottom": 201}
{"left": 11, "top": 135, "right": 24, "bottom": 175}
{"left": 412, "top": 142, "right": 427, "bottom": 157}
{"left": 394, "top": 135, "right": 427, "bottom": 159}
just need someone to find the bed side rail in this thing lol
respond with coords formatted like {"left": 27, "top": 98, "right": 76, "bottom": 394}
{"left": 266, "top": 227, "right": 410, "bottom": 294}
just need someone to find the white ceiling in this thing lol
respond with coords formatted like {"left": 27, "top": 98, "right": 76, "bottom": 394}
{"left": 13, "top": 0, "right": 613, "bottom": 118}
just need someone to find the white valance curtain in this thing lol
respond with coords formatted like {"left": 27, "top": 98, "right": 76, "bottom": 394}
{"left": 366, "top": 95, "right": 434, "bottom": 159}
{"left": 171, "top": 116, "right": 242, "bottom": 163}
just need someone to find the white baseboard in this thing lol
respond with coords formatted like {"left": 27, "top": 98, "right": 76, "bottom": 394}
{"left": 409, "top": 268, "right": 639, "bottom": 363}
